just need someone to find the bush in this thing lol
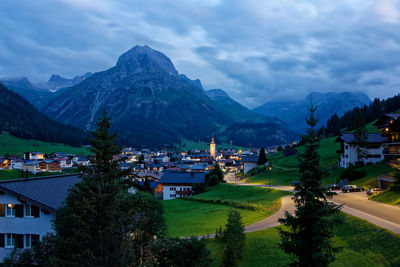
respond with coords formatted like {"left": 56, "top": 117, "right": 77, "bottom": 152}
{"left": 206, "top": 175, "right": 219, "bottom": 186}
{"left": 340, "top": 164, "right": 367, "bottom": 181}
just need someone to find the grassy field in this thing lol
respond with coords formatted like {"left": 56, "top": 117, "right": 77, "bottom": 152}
{"left": 245, "top": 135, "right": 394, "bottom": 188}
{"left": 0, "top": 132, "right": 89, "bottom": 157}
{"left": 163, "top": 184, "right": 290, "bottom": 237}
{"left": 207, "top": 215, "right": 400, "bottom": 266}
{"left": 370, "top": 190, "right": 400, "bottom": 206}
{"left": 0, "top": 169, "right": 78, "bottom": 181}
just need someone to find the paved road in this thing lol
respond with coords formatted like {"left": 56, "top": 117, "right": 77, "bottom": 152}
{"left": 222, "top": 173, "right": 400, "bottom": 234}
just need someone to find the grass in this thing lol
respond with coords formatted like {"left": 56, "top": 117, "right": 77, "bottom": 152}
{"left": 0, "top": 132, "right": 89, "bottom": 157}
{"left": 162, "top": 184, "right": 290, "bottom": 237}
{"left": 207, "top": 215, "right": 400, "bottom": 266}
{"left": 0, "top": 169, "right": 78, "bottom": 181}
{"left": 245, "top": 135, "right": 394, "bottom": 188}
{"left": 370, "top": 189, "right": 400, "bottom": 206}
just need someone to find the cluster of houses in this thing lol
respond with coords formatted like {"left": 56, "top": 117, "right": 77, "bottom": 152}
{"left": 0, "top": 152, "right": 89, "bottom": 174}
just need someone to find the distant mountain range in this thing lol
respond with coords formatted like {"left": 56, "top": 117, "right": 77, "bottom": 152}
{"left": 253, "top": 92, "right": 371, "bottom": 133}
{"left": 1, "top": 45, "right": 370, "bottom": 148}
{"left": 0, "top": 83, "right": 88, "bottom": 146}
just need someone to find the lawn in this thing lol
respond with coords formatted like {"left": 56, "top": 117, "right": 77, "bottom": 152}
{"left": 245, "top": 135, "right": 394, "bottom": 188}
{"left": 0, "top": 169, "right": 78, "bottom": 181}
{"left": 207, "top": 215, "right": 400, "bottom": 266}
{"left": 163, "top": 184, "right": 290, "bottom": 237}
{"left": 0, "top": 132, "right": 89, "bottom": 157}
{"left": 370, "top": 190, "right": 400, "bottom": 206}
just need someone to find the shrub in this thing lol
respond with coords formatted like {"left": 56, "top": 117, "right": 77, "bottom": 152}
{"left": 340, "top": 164, "right": 367, "bottom": 181}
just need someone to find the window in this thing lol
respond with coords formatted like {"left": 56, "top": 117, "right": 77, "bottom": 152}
{"left": 6, "top": 204, "right": 15, "bottom": 217}
{"left": 170, "top": 187, "right": 176, "bottom": 191}
{"left": 25, "top": 234, "right": 31, "bottom": 248}
{"left": 345, "top": 145, "right": 349, "bottom": 149}
{"left": 25, "top": 205, "right": 32, "bottom": 217}
{"left": 6, "top": 234, "right": 15, "bottom": 247}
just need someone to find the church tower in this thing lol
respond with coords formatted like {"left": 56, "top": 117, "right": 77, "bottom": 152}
{"left": 210, "top": 137, "right": 216, "bottom": 158}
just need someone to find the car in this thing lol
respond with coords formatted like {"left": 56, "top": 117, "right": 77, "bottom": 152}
{"left": 342, "top": 185, "right": 364, "bottom": 193}
{"left": 366, "top": 188, "right": 383, "bottom": 196}
{"left": 327, "top": 184, "right": 341, "bottom": 190}
{"left": 291, "top": 181, "right": 300, "bottom": 187}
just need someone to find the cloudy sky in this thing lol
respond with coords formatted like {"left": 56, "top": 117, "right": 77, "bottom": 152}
{"left": 1, "top": 0, "right": 400, "bottom": 107}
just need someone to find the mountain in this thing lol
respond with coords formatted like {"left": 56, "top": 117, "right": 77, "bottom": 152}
{"left": 253, "top": 92, "right": 371, "bottom": 133}
{"left": 42, "top": 45, "right": 297, "bottom": 147}
{"left": 205, "top": 89, "right": 266, "bottom": 123}
{"left": 1, "top": 77, "right": 54, "bottom": 108}
{"left": 0, "top": 83, "right": 88, "bottom": 146}
{"left": 46, "top": 72, "right": 92, "bottom": 91}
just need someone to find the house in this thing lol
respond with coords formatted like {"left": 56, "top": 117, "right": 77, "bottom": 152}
{"left": 0, "top": 159, "right": 10, "bottom": 170}
{"left": 241, "top": 156, "right": 258, "bottom": 174}
{"left": 0, "top": 174, "right": 80, "bottom": 262}
{"left": 378, "top": 175, "right": 395, "bottom": 189}
{"left": 52, "top": 157, "right": 72, "bottom": 168}
{"left": 72, "top": 156, "right": 89, "bottom": 166}
{"left": 10, "top": 158, "right": 23, "bottom": 170}
{"left": 158, "top": 171, "right": 205, "bottom": 200}
{"left": 190, "top": 163, "right": 212, "bottom": 172}
{"left": 22, "top": 160, "right": 61, "bottom": 173}
{"left": 23, "top": 152, "right": 44, "bottom": 161}
{"left": 335, "top": 133, "right": 388, "bottom": 168}
{"left": 22, "top": 161, "right": 43, "bottom": 173}
{"left": 374, "top": 114, "right": 400, "bottom": 159}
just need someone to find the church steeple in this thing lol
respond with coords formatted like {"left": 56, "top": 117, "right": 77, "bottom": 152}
{"left": 210, "top": 137, "right": 216, "bottom": 158}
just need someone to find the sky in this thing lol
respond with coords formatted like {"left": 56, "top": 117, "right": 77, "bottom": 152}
{"left": 1, "top": 0, "right": 400, "bottom": 108}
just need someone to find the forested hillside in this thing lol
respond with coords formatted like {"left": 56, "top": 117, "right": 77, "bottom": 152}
{"left": 0, "top": 83, "right": 89, "bottom": 146}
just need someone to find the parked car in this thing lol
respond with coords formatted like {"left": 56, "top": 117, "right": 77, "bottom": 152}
{"left": 291, "top": 181, "right": 300, "bottom": 187}
{"left": 366, "top": 188, "right": 383, "bottom": 196}
{"left": 342, "top": 185, "right": 364, "bottom": 193}
{"left": 327, "top": 184, "right": 341, "bottom": 190}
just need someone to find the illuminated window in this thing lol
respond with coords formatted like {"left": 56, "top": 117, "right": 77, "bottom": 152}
{"left": 6, "top": 204, "right": 15, "bottom": 217}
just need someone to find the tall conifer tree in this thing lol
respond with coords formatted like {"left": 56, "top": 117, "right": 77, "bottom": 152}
{"left": 278, "top": 104, "right": 343, "bottom": 267}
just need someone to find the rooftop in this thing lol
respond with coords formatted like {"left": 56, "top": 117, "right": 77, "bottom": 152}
{"left": 159, "top": 171, "right": 205, "bottom": 184}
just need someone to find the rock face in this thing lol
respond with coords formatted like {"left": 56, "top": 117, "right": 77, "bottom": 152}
{"left": 43, "top": 46, "right": 236, "bottom": 147}
{"left": 46, "top": 72, "right": 92, "bottom": 91}
{"left": 253, "top": 92, "right": 371, "bottom": 133}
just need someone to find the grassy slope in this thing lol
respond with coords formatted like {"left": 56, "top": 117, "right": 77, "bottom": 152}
{"left": 0, "top": 132, "right": 89, "bottom": 157}
{"left": 370, "top": 190, "right": 400, "bottom": 206}
{"left": 245, "top": 121, "right": 393, "bottom": 187}
{"left": 0, "top": 169, "right": 78, "bottom": 181}
{"left": 207, "top": 215, "right": 400, "bottom": 267}
{"left": 163, "top": 184, "right": 290, "bottom": 237}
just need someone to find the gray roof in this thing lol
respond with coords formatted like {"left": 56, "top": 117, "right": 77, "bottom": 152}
{"left": 0, "top": 174, "right": 80, "bottom": 213}
{"left": 159, "top": 171, "right": 205, "bottom": 184}
{"left": 241, "top": 156, "right": 258, "bottom": 163}
{"left": 336, "top": 133, "right": 388, "bottom": 144}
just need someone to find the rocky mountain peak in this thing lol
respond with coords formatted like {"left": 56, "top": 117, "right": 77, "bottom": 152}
{"left": 116, "top": 45, "right": 179, "bottom": 77}
{"left": 206, "top": 89, "right": 229, "bottom": 100}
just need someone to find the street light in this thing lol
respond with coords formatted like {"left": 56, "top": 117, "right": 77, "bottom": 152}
{"left": 268, "top": 163, "right": 272, "bottom": 187}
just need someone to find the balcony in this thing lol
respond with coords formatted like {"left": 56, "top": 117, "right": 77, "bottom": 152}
{"left": 176, "top": 191, "right": 192, "bottom": 195}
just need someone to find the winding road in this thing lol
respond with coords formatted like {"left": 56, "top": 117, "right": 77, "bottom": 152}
{"left": 224, "top": 172, "right": 400, "bottom": 235}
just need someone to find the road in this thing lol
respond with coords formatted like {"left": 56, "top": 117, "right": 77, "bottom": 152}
{"left": 223, "top": 172, "right": 400, "bottom": 235}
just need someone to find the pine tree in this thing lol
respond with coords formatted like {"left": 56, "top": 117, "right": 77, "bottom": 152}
{"left": 257, "top": 147, "right": 267, "bottom": 165}
{"left": 223, "top": 209, "right": 245, "bottom": 259}
{"left": 278, "top": 104, "right": 343, "bottom": 267}
{"left": 53, "top": 112, "right": 165, "bottom": 266}
{"left": 221, "top": 242, "right": 238, "bottom": 267}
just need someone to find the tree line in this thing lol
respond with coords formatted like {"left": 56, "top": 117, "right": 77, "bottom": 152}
{"left": 323, "top": 94, "right": 400, "bottom": 136}
{"left": 0, "top": 83, "right": 89, "bottom": 146}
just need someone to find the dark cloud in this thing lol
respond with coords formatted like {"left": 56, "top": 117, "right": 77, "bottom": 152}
{"left": 1, "top": 0, "right": 400, "bottom": 107}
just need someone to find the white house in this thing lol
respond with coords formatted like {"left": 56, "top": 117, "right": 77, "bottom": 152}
{"left": 0, "top": 174, "right": 80, "bottom": 262}
{"left": 23, "top": 152, "right": 44, "bottom": 161}
{"left": 158, "top": 171, "right": 205, "bottom": 200}
{"left": 241, "top": 156, "right": 258, "bottom": 174}
{"left": 72, "top": 156, "right": 90, "bottom": 166}
{"left": 10, "top": 159, "right": 23, "bottom": 170}
{"left": 335, "top": 133, "right": 388, "bottom": 168}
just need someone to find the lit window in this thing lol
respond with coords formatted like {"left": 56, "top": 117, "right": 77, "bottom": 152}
{"left": 25, "top": 205, "right": 32, "bottom": 217}
{"left": 6, "top": 204, "right": 15, "bottom": 217}
{"left": 6, "top": 234, "right": 15, "bottom": 247}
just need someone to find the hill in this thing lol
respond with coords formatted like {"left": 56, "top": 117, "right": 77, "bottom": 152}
{"left": 0, "top": 83, "right": 89, "bottom": 146}
{"left": 253, "top": 92, "right": 371, "bottom": 133}
{"left": 42, "top": 45, "right": 296, "bottom": 148}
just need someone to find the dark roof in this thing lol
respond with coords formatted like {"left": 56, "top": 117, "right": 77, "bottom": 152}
{"left": 374, "top": 114, "right": 400, "bottom": 126}
{"left": 0, "top": 174, "right": 80, "bottom": 213}
{"left": 136, "top": 181, "right": 159, "bottom": 189}
{"left": 241, "top": 156, "right": 258, "bottom": 163}
{"left": 335, "top": 133, "right": 388, "bottom": 144}
{"left": 159, "top": 171, "right": 205, "bottom": 184}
